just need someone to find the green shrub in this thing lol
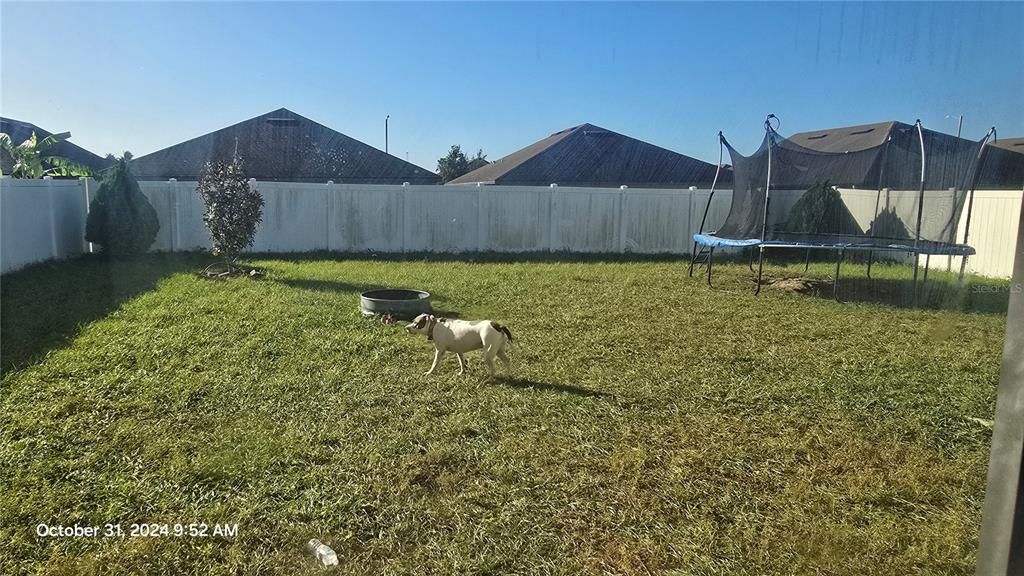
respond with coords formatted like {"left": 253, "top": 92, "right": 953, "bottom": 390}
{"left": 195, "top": 156, "right": 263, "bottom": 266}
{"left": 84, "top": 153, "right": 159, "bottom": 256}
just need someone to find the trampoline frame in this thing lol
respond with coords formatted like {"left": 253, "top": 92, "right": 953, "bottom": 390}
{"left": 688, "top": 116, "right": 996, "bottom": 304}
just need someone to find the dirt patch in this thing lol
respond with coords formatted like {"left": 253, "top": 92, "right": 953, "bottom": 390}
{"left": 757, "top": 276, "right": 831, "bottom": 294}
{"left": 197, "top": 262, "right": 264, "bottom": 279}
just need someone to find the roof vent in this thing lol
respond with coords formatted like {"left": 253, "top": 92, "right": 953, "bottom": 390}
{"left": 266, "top": 117, "right": 299, "bottom": 126}
{"left": 807, "top": 134, "right": 829, "bottom": 140}
{"left": 583, "top": 130, "right": 612, "bottom": 137}
{"left": 849, "top": 128, "right": 875, "bottom": 135}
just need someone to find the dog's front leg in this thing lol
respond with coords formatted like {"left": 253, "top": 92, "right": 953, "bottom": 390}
{"left": 425, "top": 348, "right": 445, "bottom": 375}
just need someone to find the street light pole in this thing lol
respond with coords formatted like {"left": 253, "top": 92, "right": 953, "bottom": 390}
{"left": 385, "top": 115, "right": 390, "bottom": 154}
{"left": 948, "top": 114, "right": 964, "bottom": 138}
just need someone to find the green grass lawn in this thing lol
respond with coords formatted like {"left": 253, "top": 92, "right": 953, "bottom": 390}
{"left": 0, "top": 253, "right": 1009, "bottom": 575}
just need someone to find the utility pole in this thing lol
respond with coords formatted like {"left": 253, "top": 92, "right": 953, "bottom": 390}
{"left": 385, "top": 115, "right": 390, "bottom": 154}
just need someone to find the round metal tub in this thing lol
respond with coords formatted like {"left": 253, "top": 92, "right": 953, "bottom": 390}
{"left": 360, "top": 289, "right": 432, "bottom": 319}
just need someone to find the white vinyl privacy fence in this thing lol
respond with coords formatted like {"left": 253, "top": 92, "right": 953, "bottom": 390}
{"left": 1, "top": 176, "right": 1020, "bottom": 277}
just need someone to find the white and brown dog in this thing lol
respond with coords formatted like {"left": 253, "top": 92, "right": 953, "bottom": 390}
{"left": 405, "top": 314, "right": 513, "bottom": 375}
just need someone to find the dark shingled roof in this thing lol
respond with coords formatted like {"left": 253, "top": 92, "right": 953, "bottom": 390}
{"left": 129, "top": 108, "right": 440, "bottom": 184}
{"left": 786, "top": 121, "right": 900, "bottom": 153}
{"left": 1, "top": 116, "right": 111, "bottom": 175}
{"left": 447, "top": 123, "right": 724, "bottom": 188}
{"left": 978, "top": 137, "right": 1024, "bottom": 190}
{"left": 789, "top": 122, "right": 1024, "bottom": 190}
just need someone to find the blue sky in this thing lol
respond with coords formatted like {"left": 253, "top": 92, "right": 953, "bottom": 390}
{"left": 2, "top": 2, "right": 1021, "bottom": 170}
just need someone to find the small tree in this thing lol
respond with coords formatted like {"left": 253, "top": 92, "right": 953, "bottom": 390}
{"left": 437, "top": 145, "right": 488, "bottom": 183}
{"left": 466, "top": 149, "right": 488, "bottom": 172}
{"left": 195, "top": 156, "right": 263, "bottom": 271}
{"left": 1, "top": 131, "right": 93, "bottom": 178}
{"left": 84, "top": 152, "right": 159, "bottom": 256}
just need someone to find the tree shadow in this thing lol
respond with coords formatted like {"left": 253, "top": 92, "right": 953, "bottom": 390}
{"left": 1, "top": 253, "right": 207, "bottom": 374}
{"left": 270, "top": 278, "right": 459, "bottom": 317}
{"left": 493, "top": 376, "right": 611, "bottom": 398}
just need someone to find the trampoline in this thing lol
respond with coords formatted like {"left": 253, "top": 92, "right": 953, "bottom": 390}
{"left": 688, "top": 115, "right": 996, "bottom": 303}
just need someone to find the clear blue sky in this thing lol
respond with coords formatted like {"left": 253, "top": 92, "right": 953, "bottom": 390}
{"left": 2, "top": 2, "right": 1021, "bottom": 171}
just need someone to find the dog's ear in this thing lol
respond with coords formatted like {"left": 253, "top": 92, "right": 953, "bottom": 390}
{"left": 414, "top": 315, "right": 427, "bottom": 329}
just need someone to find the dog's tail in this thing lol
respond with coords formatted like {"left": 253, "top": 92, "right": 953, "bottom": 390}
{"left": 491, "top": 322, "right": 513, "bottom": 346}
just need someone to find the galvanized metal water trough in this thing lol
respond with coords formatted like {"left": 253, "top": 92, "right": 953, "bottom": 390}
{"left": 360, "top": 289, "right": 432, "bottom": 320}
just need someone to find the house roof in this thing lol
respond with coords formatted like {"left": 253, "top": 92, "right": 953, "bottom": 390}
{"left": 447, "top": 123, "right": 724, "bottom": 188}
{"left": 989, "top": 137, "right": 1024, "bottom": 154}
{"left": 1, "top": 116, "right": 111, "bottom": 175}
{"left": 781, "top": 121, "right": 1024, "bottom": 190}
{"left": 128, "top": 108, "right": 439, "bottom": 184}
{"left": 979, "top": 137, "right": 1024, "bottom": 190}
{"left": 785, "top": 121, "right": 906, "bottom": 153}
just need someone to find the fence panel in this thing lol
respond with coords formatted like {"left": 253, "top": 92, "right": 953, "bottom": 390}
{"left": 330, "top": 185, "right": 405, "bottom": 252}
{"left": 252, "top": 182, "right": 329, "bottom": 252}
{"left": 2, "top": 178, "right": 1018, "bottom": 277}
{"left": 141, "top": 182, "right": 176, "bottom": 252}
{"left": 404, "top": 187, "right": 479, "bottom": 252}
{"left": 482, "top": 186, "right": 551, "bottom": 252}
{"left": 551, "top": 187, "right": 620, "bottom": 252}
{"left": 622, "top": 190, "right": 690, "bottom": 253}
{"left": 1, "top": 179, "right": 85, "bottom": 272}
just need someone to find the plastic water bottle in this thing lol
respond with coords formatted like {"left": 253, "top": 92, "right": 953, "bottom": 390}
{"left": 307, "top": 538, "right": 338, "bottom": 568}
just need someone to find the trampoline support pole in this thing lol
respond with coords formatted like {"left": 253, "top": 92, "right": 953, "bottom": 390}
{"left": 706, "top": 248, "right": 715, "bottom": 288}
{"left": 866, "top": 250, "right": 874, "bottom": 279}
{"left": 912, "top": 120, "right": 926, "bottom": 308}
{"left": 748, "top": 247, "right": 756, "bottom": 272}
{"left": 913, "top": 253, "right": 920, "bottom": 307}
{"left": 690, "top": 133, "right": 725, "bottom": 282}
{"left": 756, "top": 114, "right": 774, "bottom": 297}
{"left": 957, "top": 127, "right": 996, "bottom": 285}
{"left": 804, "top": 248, "right": 811, "bottom": 273}
{"left": 754, "top": 246, "right": 765, "bottom": 296}
{"left": 924, "top": 254, "right": 931, "bottom": 284}
{"left": 834, "top": 248, "right": 844, "bottom": 302}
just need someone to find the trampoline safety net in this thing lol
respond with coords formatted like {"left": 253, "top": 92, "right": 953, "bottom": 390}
{"left": 709, "top": 121, "right": 989, "bottom": 254}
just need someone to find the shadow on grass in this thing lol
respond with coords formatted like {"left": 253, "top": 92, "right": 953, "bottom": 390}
{"left": 1, "top": 253, "right": 208, "bottom": 374}
{"left": 774, "top": 275, "right": 1011, "bottom": 314}
{"left": 249, "top": 250, "right": 693, "bottom": 265}
{"left": 493, "top": 376, "right": 611, "bottom": 398}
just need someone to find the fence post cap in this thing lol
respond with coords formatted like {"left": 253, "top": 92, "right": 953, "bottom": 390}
{"left": 620, "top": 185, "right": 629, "bottom": 189}
{"left": 549, "top": 183, "right": 558, "bottom": 188}
{"left": 403, "top": 182, "right": 410, "bottom": 187}
{"left": 43, "top": 175, "right": 53, "bottom": 180}
{"left": 689, "top": 186, "right": 698, "bottom": 190}
{"left": 326, "top": 180, "right": 334, "bottom": 185}
{"left": 168, "top": 178, "right": 177, "bottom": 182}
